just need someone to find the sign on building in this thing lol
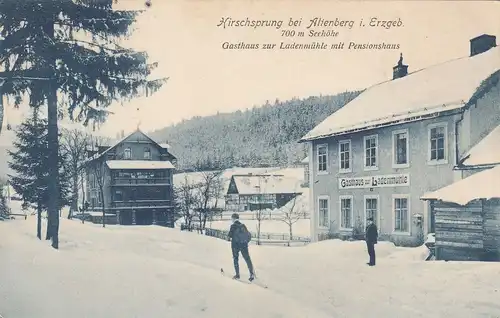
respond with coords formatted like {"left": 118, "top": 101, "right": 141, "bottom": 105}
{"left": 338, "top": 174, "right": 410, "bottom": 189}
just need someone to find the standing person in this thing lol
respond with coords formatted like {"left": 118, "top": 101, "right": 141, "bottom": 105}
{"left": 227, "top": 213, "right": 255, "bottom": 281}
{"left": 365, "top": 217, "right": 378, "bottom": 266}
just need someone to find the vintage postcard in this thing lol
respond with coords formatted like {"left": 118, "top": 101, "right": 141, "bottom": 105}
{"left": 0, "top": 0, "right": 499, "bottom": 317}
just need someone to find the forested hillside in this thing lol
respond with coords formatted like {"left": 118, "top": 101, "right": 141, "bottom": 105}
{"left": 149, "top": 91, "right": 362, "bottom": 171}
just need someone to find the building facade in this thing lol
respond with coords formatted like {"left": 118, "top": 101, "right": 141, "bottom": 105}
{"left": 225, "top": 174, "right": 302, "bottom": 212}
{"left": 301, "top": 34, "right": 500, "bottom": 246}
{"left": 421, "top": 121, "right": 500, "bottom": 261}
{"left": 85, "top": 129, "right": 177, "bottom": 227}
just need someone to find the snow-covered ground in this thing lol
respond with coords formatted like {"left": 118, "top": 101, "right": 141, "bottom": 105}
{"left": 208, "top": 219, "right": 310, "bottom": 237}
{"left": 2, "top": 217, "right": 500, "bottom": 317}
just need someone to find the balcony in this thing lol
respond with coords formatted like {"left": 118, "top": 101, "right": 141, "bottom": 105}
{"left": 111, "top": 178, "right": 171, "bottom": 186}
{"left": 110, "top": 200, "right": 172, "bottom": 210}
{"left": 248, "top": 199, "right": 275, "bottom": 205}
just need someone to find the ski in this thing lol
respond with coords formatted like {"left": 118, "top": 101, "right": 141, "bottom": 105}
{"left": 221, "top": 269, "right": 268, "bottom": 289}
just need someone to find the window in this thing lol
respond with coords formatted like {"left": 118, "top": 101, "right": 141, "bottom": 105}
{"left": 339, "top": 195, "right": 353, "bottom": 229}
{"left": 364, "top": 195, "right": 379, "bottom": 228}
{"left": 392, "top": 129, "right": 409, "bottom": 167}
{"left": 393, "top": 195, "right": 410, "bottom": 233}
{"left": 317, "top": 144, "right": 328, "bottom": 173}
{"left": 363, "top": 135, "right": 378, "bottom": 170}
{"left": 318, "top": 196, "right": 329, "bottom": 228}
{"left": 339, "top": 140, "right": 352, "bottom": 172}
{"left": 90, "top": 191, "right": 97, "bottom": 207}
{"left": 114, "top": 190, "right": 123, "bottom": 202}
{"left": 428, "top": 123, "right": 447, "bottom": 163}
{"left": 165, "top": 170, "right": 172, "bottom": 184}
{"left": 144, "top": 148, "right": 151, "bottom": 160}
{"left": 124, "top": 147, "right": 132, "bottom": 159}
{"left": 89, "top": 173, "right": 96, "bottom": 189}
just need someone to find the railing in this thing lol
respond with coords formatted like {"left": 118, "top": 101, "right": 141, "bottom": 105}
{"left": 317, "top": 232, "right": 337, "bottom": 242}
{"left": 111, "top": 200, "right": 172, "bottom": 208}
{"left": 112, "top": 178, "right": 170, "bottom": 185}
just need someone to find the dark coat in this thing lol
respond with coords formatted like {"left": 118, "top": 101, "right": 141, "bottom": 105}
{"left": 228, "top": 220, "right": 250, "bottom": 246}
{"left": 365, "top": 223, "right": 378, "bottom": 244}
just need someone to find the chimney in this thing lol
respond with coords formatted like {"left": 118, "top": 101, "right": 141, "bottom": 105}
{"left": 392, "top": 53, "right": 408, "bottom": 80}
{"left": 470, "top": 34, "right": 497, "bottom": 57}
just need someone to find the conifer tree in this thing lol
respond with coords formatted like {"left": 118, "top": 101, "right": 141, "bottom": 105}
{"left": 0, "top": 183, "right": 8, "bottom": 219}
{"left": 0, "top": 0, "right": 165, "bottom": 248}
{"left": 8, "top": 108, "right": 70, "bottom": 240}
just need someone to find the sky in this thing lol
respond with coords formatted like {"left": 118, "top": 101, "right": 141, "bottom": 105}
{"left": 1, "top": 0, "right": 499, "bottom": 140}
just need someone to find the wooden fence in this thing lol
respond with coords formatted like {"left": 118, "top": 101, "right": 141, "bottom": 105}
{"left": 204, "top": 227, "right": 310, "bottom": 244}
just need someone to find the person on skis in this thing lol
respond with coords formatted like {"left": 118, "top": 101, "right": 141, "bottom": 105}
{"left": 227, "top": 213, "right": 255, "bottom": 281}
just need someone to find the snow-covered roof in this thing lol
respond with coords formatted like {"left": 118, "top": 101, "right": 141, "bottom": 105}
{"left": 461, "top": 124, "right": 500, "bottom": 166}
{"left": 231, "top": 174, "right": 302, "bottom": 195}
{"left": 421, "top": 165, "right": 500, "bottom": 205}
{"left": 106, "top": 160, "right": 175, "bottom": 170}
{"left": 87, "top": 129, "right": 163, "bottom": 163}
{"left": 301, "top": 46, "right": 500, "bottom": 141}
{"left": 159, "top": 143, "right": 170, "bottom": 149}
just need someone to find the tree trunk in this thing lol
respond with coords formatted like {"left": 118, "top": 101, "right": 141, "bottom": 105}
{"left": 0, "top": 85, "right": 4, "bottom": 135}
{"left": 45, "top": 214, "right": 51, "bottom": 240}
{"left": 198, "top": 213, "right": 203, "bottom": 234}
{"left": 202, "top": 209, "right": 208, "bottom": 232}
{"left": 256, "top": 217, "right": 261, "bottom": 246}
{"left": 46, "top": 21, "right": 59, "bottom": 249}
{"left": 36, "top": 203, "right": 42, "bottom": 240}
{"left": 69, "top": 172, "right": 78, "bottom": 220}
{"left": 100, "top": 187, "right": 105, "bottom": 228}
{"left": 288, "top": 223, "right": 293, "bottom": 247}
{"left": 81, "top": 174, "right": 86, "bottom": 224}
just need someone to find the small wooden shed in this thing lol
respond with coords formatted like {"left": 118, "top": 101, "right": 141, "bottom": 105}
{"left": 421, "top": 165, "right": 500, "bottom": 261}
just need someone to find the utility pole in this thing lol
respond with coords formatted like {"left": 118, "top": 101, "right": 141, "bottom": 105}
{"left": 0, "top": 78, "right": 4, "bottom": 135}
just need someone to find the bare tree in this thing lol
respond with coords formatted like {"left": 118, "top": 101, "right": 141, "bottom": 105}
{"left": 60, "top": 128, "right": 91, "bottom": 219}
{"left": 174, "top": 174, "right": 199, "bottom": 231}
{"left": 194, "top": 169, "right": 224, "bottom": 233}
{"left": 90, "top": 160, "right": 107, "bottom": 228}
{"left": 279, "top": 194, "right": 306, "bottom": 246}
{"left": 80, "top": 174, "right": 87, "bottom": 224}
{"left": 254, "top": 205, "right": 266, "bottom": 246}
{"left": 252, "top": 175, "right": 268, "bottom": 245}
{"left": 87, "top": 135, "right": 111, "bottom": 227}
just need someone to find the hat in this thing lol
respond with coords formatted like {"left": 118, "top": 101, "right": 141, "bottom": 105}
{"left": 367, "top": 217, "right": 374, "bottom": 221}
{"left": 231, "top": 213, "right": 239, "bottom": 220}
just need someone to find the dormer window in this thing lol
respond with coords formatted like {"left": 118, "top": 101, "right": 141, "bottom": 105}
{"left": 124, "top": 147, "right": 132, "bottom": 159}
{"left": 144, "top": 147, "right": 151, "bottom": 160}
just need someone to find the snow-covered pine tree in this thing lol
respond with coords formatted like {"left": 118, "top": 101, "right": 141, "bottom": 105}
{"left": 8, "top": 108, "right": 70, "bottom": 240}
{"left": 0, "top": 0, "right": 165, "bottom": 248}
{"left": 0, "top": 183, "right": 8, "bottom": 219}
